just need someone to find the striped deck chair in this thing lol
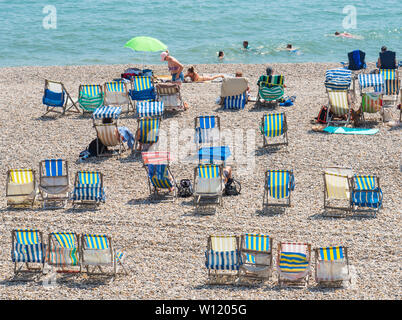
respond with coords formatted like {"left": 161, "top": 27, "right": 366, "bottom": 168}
{"left": 314, "top": 246, "right": 350, "bottom": 287}
{"left": 194, "top": 164, "right": 223, "bottom": 208}
{"left": 134, "top": 117, "right": 161, "bottom": 152}
{"left": 220, "top": 77, "right": 248, "bottom": 110}
{"left": 239, "top": 234, "right": 273, "bottom": 281}
{"left": 326, "top": 89, "right": 352, "bottom": 126}
{"left": 198, "top": 146, "right": 231, "bottom": 165}
{"left": 129, "top": 76, "right": 156, "bottom": 102}
{"left": 71, "top": 171, "right": 105, "bottom": 206}
{"left": 145, "top": 163, "right": 176, "bottom": 202}
{"left": 260, "top": 112, "right": 288, "bottom": 148}
{"left": 357, "top": 73, "right": 384, "bottom": 122}
{"left": 257, "top": 75, "right": 285, "bottom": 106}
{"left": 136, "top": 101, "right": 164, "bottom": 118}
{"left": 81, "top": 234, "right": 115, "bottom": 276}
{"left": 194, "top": 115, "right": 220, "bottom": 146}
{"left": 323, "top": 167, "right": 353, "bottom": 213}
{"left": 103, "top": 81, "right": 134, "bottom": 113}
{"left": 155, "top": 82, "right": 184, "bottom": 112}
{"left": 6, "top": 169, "right": 37, "bottom": 208}
{"left": 12, "top": 229, "right": 45, "bottom": 275}
{"left": 351, "top": 175, "right": 383, "bottom": 215}
{"left": 77, "top": 84, "right": 104, "bottom": 114}
{"left": 39, "top": 159, "right": 69, "bottom": 208}
{"left": 277, "top": 242, "right": 311, "bottom": 287}
{"left": 205, "top": 235, "right": 241, "bottom": 284}
{"left": 47, "top": 232, "right": 80, "bottom": 273}
{"left": 263, "top": 170, "right": 295, "bottom": 208}
{"left": 42, "top": 80, "right": 79, "bottom": 116}
{"left": 380, "top": 69, "right": 401, "bottom": 107}
{"left": 324, "top": 68, "right": 352, "bottom": 91}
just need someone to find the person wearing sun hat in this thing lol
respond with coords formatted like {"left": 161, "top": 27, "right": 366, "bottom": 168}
{"left": 161, "top": 50, "right": 184, "bottom": 83}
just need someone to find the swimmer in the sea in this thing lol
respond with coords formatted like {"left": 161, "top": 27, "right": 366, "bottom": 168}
{"left": 218, "top": 51, "right": 224, "bottom": 60}
{"left": 243, "top": 41, "right": 249, "bottom": 49}
{"left": 334, "top": 31, "right": 360, "bottom": 39}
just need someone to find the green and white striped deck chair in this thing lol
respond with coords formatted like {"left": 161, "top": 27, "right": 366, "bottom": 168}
{"left": 12, "top": 229, "right": 45, "bottom": 275}
{"left": 104, "top": 81, "right": 134, "bottom": 113}
{"left": 314, "top": 246, "right": 350, "bottom": 287}
{"left": 77, "top": 84, "right": 104, "bottom": 114}
{"left": 47, "top": 232, "right": 80, "bottom": 273}
{"left": 257, "top": 75, "right": 285, "bottom": 106}
{"left": 260, "top": 112, "right": 288, "bottom": 148}
{"left": 263, "top": 170, "right": 295, "bottom": 209}
{"left": 6, "top": 169, "right": 37, "bottom": 208}
{"left": 134, "top": 117, "right": 161, "bottom": 153}
{"left": 323, "top": 167, "right": 353, "bottom": 214}
{"left": 239, "top": 234, "right": 273, "bottom": 281}
{"left": 81, "top": 234, "right": 115, "bottom": 276}
{"left": 326, "top": 89, "right": 352, "bottom": 126}
{"left": 193, "top": 164, "right": 223, "bottom": 209}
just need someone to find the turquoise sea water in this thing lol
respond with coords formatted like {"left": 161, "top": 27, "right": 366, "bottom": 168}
{"left": 0, "top": 0, "right": 401, "bottom": 67}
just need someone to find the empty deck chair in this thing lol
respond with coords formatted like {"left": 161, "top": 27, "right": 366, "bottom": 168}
{"left": 257, "top": 75, "right": 285, "bottom": 107}
{"left": 357, "top": 73, "right": 385, "bottom": 122}
{"left": 205, "top": 235, "right": 241, "bottom": 284}
{"left": 47, "top": 232, "right": 81, "bottom": 273}
{"left": 6, "top": 169, "right": 37, "bottom": 208}
{"left": 277, "top": 242, "right": 311, "bottom": 287}
{"left": 42, "top": 80, "right": 80, "bottom": 116}
{"left": 220, "top": 77, "right": 248, "bottom": 110}
{"left": 194, "top": 115, "right": 220, "bottom": 147}
{"left": 194, "top": 164, "right": 223, "bottom": 209}
{"left": 134, "top": 117, "right": 161, "bottom": 152}
{"left": 198, "top": 146, "right": 231, "bottom": 165}
{"left": 351, "top": 175, "right": 383, "bottom": 215}
{"left": 263, "top": 170, "right": 295, "bottom": 209}
{"left": 323, "top": 167, "right": 353, "bottom": 213}
{"left": 71, "top": 171, "right": 105, "bottom": 207}
{"left": 155, "top": 82, "right": 185, "bottom": 112}
{"left": 340, "top": 50, "right": 366, "bottom": 71}
{"left": 39, "top": 159, "right": 69, "bottom": 208}
{"left": 260, "top": 112, "right": 288, "bottom": 148}
{"left": 103, "top": 81, "right": 134, "bottom": 113}
{"left": 77, "top": 84, "right": 104, "bottom": 114}
{"left": 325, "top": 68, "right": 353, "bottom": 91}
{"left": 326, "top": 89, "right": 352, "bottom": 126}
{"left": 314, "top": 246, "right": 351, "bottom": 287}
{"left": 136, "top": 101, "right": 164, "bottom": 118}
{"left": 239, "top": 234, "right": 273, "bottom": 281}
{"left": 81, "top": 234, "right": 115, "bottom": 276}
{"left": 12, "top": 229, "right": 45, "bottom": 275}
{"left": 379, "top": 69, "right": 401, "bottom": 107}
{"left": 129, "top": 76, "right": 156, "bottom": 102}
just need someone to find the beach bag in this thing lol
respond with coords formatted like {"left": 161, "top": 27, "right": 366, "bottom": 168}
{"left": 224, "top": 178, "right": 241, "bottom": 196}
{"left": 316, "top": 106, "right": 332, "bottom": 124}
{"left": 177, "top": 179, "right": 193, "bottom": 197}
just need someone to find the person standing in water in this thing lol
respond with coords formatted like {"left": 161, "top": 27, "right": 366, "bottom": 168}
{"left": 161, "top": 50, "right": 184, "bottom": 83}
{"left": 243, "top": 41, "right": 249, "bottom": 49}
{"left": 218, "top": 51, "right": 224, "bottom": 60}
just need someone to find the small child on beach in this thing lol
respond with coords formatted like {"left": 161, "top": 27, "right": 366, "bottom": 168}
{"left": 184, "top": 66, "right": 225, "bottom": 82}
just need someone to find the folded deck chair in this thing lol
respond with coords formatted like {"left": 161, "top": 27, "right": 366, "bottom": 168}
{"left": 351, "top": 175, "right": 383, "bottom": 215}
{"left": 323, "top": 167, "right": 353, "bottom": 213}
{"left": 129, "top": 76, "right": 156, "bottom": 102}
{"left": 81, "top": 234, "right": 115, "bottom": 276}
{"left": 239, "top": 234, "right": 273, "bottom": 281}
{"left": 260, "top": 112, "right": 288, "bottom": 148}
{"left": 277, "top": 242, "right": 311, "bottom": 287}
{"left": 155, "top": 82, "right": 184, "bottom": 112}
{"left": 379, "top": 50, "right": 397, "bottom": 70}
{"left": 77, "top": 84, "right": 104, "bottom": 114}
{"left": 194, "top": 164, "right": 223, "bottom": 208}
{"left": 6, "top": 169, "right": 37, "bottom": 208}
{"left": 205, "top": 235, "right": 241, "bottom": 284}
{"left": 144, "top": 160, "right": 177, "bottom": 202}
{"left": 71, "top": 171, "right": 106, "bottom": 207}
{"left": 134, "top": 117, "right": 161, "bottom": 152}
{"left": 263, "top": 170, "right": 295, "bottom": 208}
{"left": 340, "top": 50, "right": 366, "bottom": 71}
{"left": 39, "top": 159, "right": 69, "bottom": 208}
{"left": 194, "top": 115, "right": 220, "bottom": 147}
{"left": 103, "top": 81, "right": 134, "bottom": 113}
{"left": 136, "top": 101, "right": 164, "bottom": 118}
{"left": 315, "top": 246, "right": 351, "bottom": 287}
{"left": 257, "top": 75, "right": 285, "bottom": 107}
{"left": 42, "top": 80, "right": 79, "bottom": 116}
{"left": 326, "top": 89, "right": 352, "bottom": 126}
{"left": 12, "top": 229, "right": 45, "bottom": 275}
{"left": 220, "top": 77, "right": 248, "bottom": 110}
{"left": 47, "top": 232, "right": 81, "bottom": 273}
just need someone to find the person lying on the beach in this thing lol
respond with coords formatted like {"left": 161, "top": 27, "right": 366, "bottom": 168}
{"left": 183, "top": 66, "right": 225, "bottom": 82}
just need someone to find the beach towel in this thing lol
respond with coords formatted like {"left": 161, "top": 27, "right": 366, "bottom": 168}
{"left": 323, "top": 126, "right": 379, "bottom": 135}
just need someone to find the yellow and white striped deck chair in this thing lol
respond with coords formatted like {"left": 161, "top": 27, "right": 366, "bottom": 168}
{"left": 380, "top": 69, "right": 401, "bottom": 107}
{"left": 326, "top": 89, "right": 352, "bottom": 125}
{"left": 103, "top": 81, "right": 134, "bottom": 113}
{"left": 6, "top": 169, "right": 37, "bottom": 208}
{"left": 323, "top": 167, "right": 353, "bottom": 213}
{"left": 47, "top": 232, "right": 81, "bottom": 273}
{"left": 81, "top": 234, "right": 115, "bottom": 276}
{"left": 193, "top": 164, "right": 223, "bottom": 209}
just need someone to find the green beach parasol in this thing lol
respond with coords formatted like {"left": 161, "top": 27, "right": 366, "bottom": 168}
{"left": 124, "top": 36, "right": 167, "bottom": 53}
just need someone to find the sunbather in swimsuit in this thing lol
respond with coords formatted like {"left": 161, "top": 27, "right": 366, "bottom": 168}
{"left": 183, "top": 66, "right": 225, "bottom": 82}
{"left": 161, "top": 51, "right": 184, "bottom": 82}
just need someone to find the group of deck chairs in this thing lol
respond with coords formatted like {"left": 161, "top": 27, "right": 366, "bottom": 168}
{"left": 6, "top": 160, "right": 106, "bottom": 209}
{"left": 11, "top": 229, "right": 127, "bottom": 278}
{"left": 205, "top": 234, "right": 351, "bottom": 288}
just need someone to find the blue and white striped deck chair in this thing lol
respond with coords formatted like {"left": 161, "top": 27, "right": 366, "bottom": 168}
{"left": 263, "top": 170, "right": 295, "bottom": 208}
{"left": 39, "top": 159, "right": 69, "bottom": 208}
{"left": 146, "top": 163, "right": 176, "bottom": 202}
{"left": 129, "top": 76, "right": 156, "bottom": 102}
{"left": 77, "top": 84, "right": 104, "bottom": 114}
{"left": 277, "top": 242, "right": 311, "bottom": 287}
{"left": 223, "top": 92, "right": 247, "bottom": 110}
{"left": 358, "top": 73, "right": 384, "bottom": 93}
{"left": 220, "top": 77, "right": 248, "bottom": 109}
{"left": 47, "top": 232, "right": 80, "bottom": 272}
{"left": 314, "top": 246, "right": 350, "bottom": 286}
{"left": 6, "top": 169, "right": 37, "bottom": 208}
{"left": 260, "top": 112, "right": 288, "bottom": 148}
{"left": 71, "top": 171, "right": 105, "bottom": 206}
{"left": 136, "top": 101, "right": 164, "bottom": 118}
{"left": 198, "top": 146, "right": 231, "bottom": 165}
{"left": 324, "top": 68, "right": 352, "bottom": 91}
{"left": 351, "top": 175, "right": 383, "bottom": 215}
{"left": 134, "top": 117, "right": 161, "bottom": 152}
{"left": 195, "top": 115, "right": 220, "bottom": 146}
{"left": 240, "top": 234, "right": 273, "bottom": 281}
{"left": 42, "top": 80, "right": 79, "bottom": 116}
{"left": 194, "top": 164, "right": 223, "bottom": 208}
{"left": 205, "top": 235, "right": 241, "bottom": 284}
{"left": 104, "top": 81, "right": 134, "bottom": 113}
{"left": 81, "top": 234, "right": 115, "bottom": 275}
{"left": 11, "top": 229, "right": 45, "bottom": 275}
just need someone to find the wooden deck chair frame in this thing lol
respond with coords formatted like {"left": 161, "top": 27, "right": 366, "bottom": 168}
{"left": 194, "top": 115, "right": 221, "bottom": 148}
{"left": 323, "top": 167, "right": 353, "bottom": 214}
{"left": 193, "top": 164, "right": 224, "bottom": 209}
{"left": 77, "top": 84, "right": 104, "bottom": 115}
{"left": 325, "top": 88, "right": 353, "bottom": 126}
{"left": 260, "top": 113, "right": 288, "bottom": 148}
{"left": 133, "top": 116, "right": 161, "bottom": 154}
{"left": 155, "top": 82, "right": 185, "bottom": 113}
{"left": 350, "top": 175, "right": 382, "bottom": 216}
{"left": 205, "top": 235, "right": 241, "bottom": 285}
{"left": 42, "top": 80, "right": 80, "bottom": 117}
{"left": 6, "top": 169, "right": 37, "bottom": 208}
{"left": 39, "top": 159, "right": 69, "bottom": 209}
{"left": 144, "top": 162, "right": 177, "bottom": 202}
{"left": 93, "top": 119, "right": 125, "bottom": 158}
{"left": 277, "top": 242, "right": 311, "bottom": 288}
{"left": 314, "top": 246, "right": 351, "bottom": 287}
{"left": 239, "top": 234, "right": 273, "bottom": 283}
{"left": 263, "top": 170, "right": 294, "bottom": 209}
{"left": 103, "top": 81, "right": 134, "bottom": 114}
{"left": 71, "top": 171, "right": 105, "bottom": 207}
{"left": 47, "top": 232, "right": 81, "bottom": 274}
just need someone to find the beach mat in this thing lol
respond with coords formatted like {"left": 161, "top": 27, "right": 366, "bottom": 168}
{"left": 323, "top": 126, "right": 379, "bottom": 135}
